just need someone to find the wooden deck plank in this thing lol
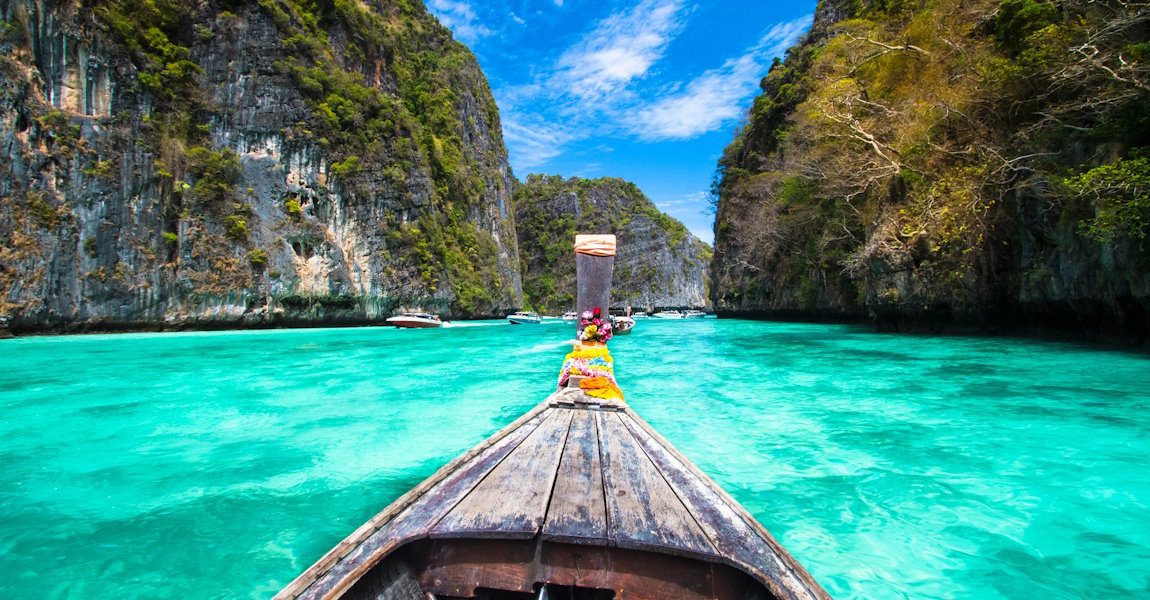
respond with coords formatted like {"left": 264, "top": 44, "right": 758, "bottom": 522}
{"left": 288, "top": 409, "right": 553, "bottom": 600}
{"left": 542, "top": 408, "right": 608, "bottom": 544}
{"left": 596, "top": 411, "right": 716, "bottom": 558}
{"left": 431, "top": 408, "right": 574, "bottom": 538}
{"left": 619, "top": 413, "right": 830, "bottom": 600}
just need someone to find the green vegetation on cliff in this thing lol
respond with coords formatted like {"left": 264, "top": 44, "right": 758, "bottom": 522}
{"left": 258, "top": 0, "right": 516, "bottom": 315}
{"left": 0, "top": 0, "right": 521, "bottom": 327}
{"left": 712, "top": 0, "right": 1149, "bottom": 336}
{"left": 515, "top": 175, "right": 710, "bottom": 313}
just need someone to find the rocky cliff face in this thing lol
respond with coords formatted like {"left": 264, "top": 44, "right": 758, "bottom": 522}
{"left": 515, "top": 175, "right": 710, "bottom": 313}
{"left": 711, "top": 0, "right": 1149, "bottom": 342}
{"left": 0, "top": 0, "right": 523, "bottom": 331}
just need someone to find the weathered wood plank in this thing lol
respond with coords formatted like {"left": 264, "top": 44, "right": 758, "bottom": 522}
{"left": 543, "top": 408, "right": 608, "bottom": 544}
{"left": 619, "top": 413, "right": 831, "bottom": 600}
{"left": 596, "top": 411, "right": 715, "bottom": 558}
{"left": 411, "top": 538, "right": 762, "bottom": 600}
{"left": 432, "top": 408, "right": 574, "bottom": 538}
{"left": 342, "top": 557, "right": 423, "bottom": 600}
{"left": 284, "top": 408, "right": 553, "bottom": 600}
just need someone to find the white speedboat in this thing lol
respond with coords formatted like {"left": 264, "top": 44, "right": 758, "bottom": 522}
{"left": 386, "top": 312, "right": 443, "bottom": 328}
{"left": 631, "top": 311, "right": 648, "bottom": 319}
{"left": 561, "top": 311, "right": 578, "bottom": 322}
{"left": 684, "top": 310, "right": 706, "bottom": 318}
{"left": 651, "top": 310, "right": 683, "bottom": 319}
{"left": 507, "top": 311, "right": 541, "bottom": 325}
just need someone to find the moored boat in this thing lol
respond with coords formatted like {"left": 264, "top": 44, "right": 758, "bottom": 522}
{"left": 684, "top": 309, "right": 706, "bottom": 318}
{"left": 386, "top": 313, "right": 444, "bottom": 328}
{"left": 651, "top": 309, "right": 683, "bottom": 319}
{"left": 507, "top": 311, "right": 542, "bottom": 325}
{"left": 631, "top": 311, "right": 648, "bottom": 319}
{"left": 0, "top": 316, "right": 12, "bottom": 339}
{"left": 562, "top": 311, "right": 578, "bottom": 322}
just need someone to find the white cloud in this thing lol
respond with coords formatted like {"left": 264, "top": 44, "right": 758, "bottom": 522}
{"left": 757, "top": 15, "right": 817, "bottom": 57}
{"left": 497, "top": 11, "right": 813, "bottom": 174}
{"left": 502, "top": 117, "right": 578, "bottom": 170}
{"left": 509, "top": 11, "right": 526, "bottom": 26}
{"left": 427, "top": 0, "right": 494, "bottom": 44}
{"left": 657, "top": 191, "right": 706, "bottom": 210}
{"left": 627, "top": 15, "right": 813, "bottom": 140}
{"left": 554, "top": 0, "right": 564, "bottom": 6}
{"left": 654, "top": 192, "right": 714, "bottom": 244}
{"left": 552, "top": 0, "right": 688, "bottom": 99}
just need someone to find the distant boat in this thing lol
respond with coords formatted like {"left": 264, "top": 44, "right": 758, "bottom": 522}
{"left": 651, "top": 309, "right": 683, "bottom": 319}
{"left": 507, "top": 311, "right": 541, "bottom": 325}
{"left": 0, "top": 316, "right": 12, "bottom": 339}
{"left": 385, "top": 313, "right": 443, "bottom": 328}
{"left": 613, "top": 316, "right": 635, "bottom": 335}
{"left": 684, "top": 310, "right": 706, "bottom": 318}
{"left": 631, "top": 311, "right": 648, "bottom": 318}
{"left": 561, "top": 311, "right": 578, "bottom": 322}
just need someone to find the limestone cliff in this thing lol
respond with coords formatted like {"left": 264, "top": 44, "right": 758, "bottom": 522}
{"left": 515, "top": 175, "right": 710, "bottom": 313}
{"left": 711, "top": 0, "right": 1149, "bottom": 341}
{"left": 0, "top": 0, "right": 523, "bottom": 331}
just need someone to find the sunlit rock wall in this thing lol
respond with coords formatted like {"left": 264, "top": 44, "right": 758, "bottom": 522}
{"left": 0, "top": 0, "right": 523, "bottom": 332}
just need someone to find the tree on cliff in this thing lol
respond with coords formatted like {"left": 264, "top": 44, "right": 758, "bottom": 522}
{"left": 711, "top": 0, "right": 1150, "bottom": 336}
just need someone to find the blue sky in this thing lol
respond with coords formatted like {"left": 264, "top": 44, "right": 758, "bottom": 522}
{"left": 425, "top": 0, "right": 817, "bottom": 245}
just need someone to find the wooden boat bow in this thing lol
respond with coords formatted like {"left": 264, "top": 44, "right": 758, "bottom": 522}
{"left": 276, "top": 235, "right": 828, "bottom": 599}
{"left": 275, "top": 388, "right": 829, "bottom": 600}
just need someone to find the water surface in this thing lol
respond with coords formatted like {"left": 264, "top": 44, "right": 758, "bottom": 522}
{"left": 1, "top": 320, "right": 1148, "bottom": 598}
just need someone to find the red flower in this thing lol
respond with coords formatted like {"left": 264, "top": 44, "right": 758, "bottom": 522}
{"left": 593, "top": 307, "right": 601, "bottom": 317}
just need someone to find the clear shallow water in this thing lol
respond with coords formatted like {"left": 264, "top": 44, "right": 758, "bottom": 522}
{"left": 1, "top": 320, "right": 1148, "bottom": 599}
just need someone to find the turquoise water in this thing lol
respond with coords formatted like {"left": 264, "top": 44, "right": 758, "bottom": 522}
{"left": 1, "top": 320, "right": 1148, "bottom": 599}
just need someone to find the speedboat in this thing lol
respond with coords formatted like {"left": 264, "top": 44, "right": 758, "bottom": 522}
{"left": 386, "top": 313, "right": 443, "bottom": 328}
{"left": 507, "top": 311, "right": 541, "bottom": 325}
{"left": 651, "top": 309, "right": 683, "bottom": 319}
{"left": 684, "top": 310, "right": 706, "bottom": 318}
{"left": 631, "top": 311, "right": 648, "bottom": 318}
{"left": 613, "top": 316, "right": 635, "bottom": 335}
{"left": 561, "top": 311, "right": 578, "bottom": 322}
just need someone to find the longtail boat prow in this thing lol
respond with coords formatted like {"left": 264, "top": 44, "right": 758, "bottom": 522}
{"left": 276, "top": 235, "right": 830, "bottom": 600}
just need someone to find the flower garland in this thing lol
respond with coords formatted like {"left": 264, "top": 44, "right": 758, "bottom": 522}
{"left": 577, "top": 307, "right": 613, "bottom": 343}
{"left": 558, "top": 312, "right": 624, "bottom": 401}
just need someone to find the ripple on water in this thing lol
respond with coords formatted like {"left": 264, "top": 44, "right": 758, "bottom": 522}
{"left": 1, "top": 320, "right": 1149, "bottom": 599}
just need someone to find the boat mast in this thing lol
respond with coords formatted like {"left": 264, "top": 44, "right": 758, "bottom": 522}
{"left": 574, "top": 234, "right": 616, "bottom": 338}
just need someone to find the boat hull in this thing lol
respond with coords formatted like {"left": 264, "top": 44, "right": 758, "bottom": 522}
{"left": 386, "top": 317, "right": 441, "bottom": 328}
{"left": 276, "top": 390, "right": 829, "bottom": 600}
{"left": 343, "top": 537, "right": 770, "bottom": 600}
{"left": 507, "top": 317, "right": 541, "bottom": 325}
